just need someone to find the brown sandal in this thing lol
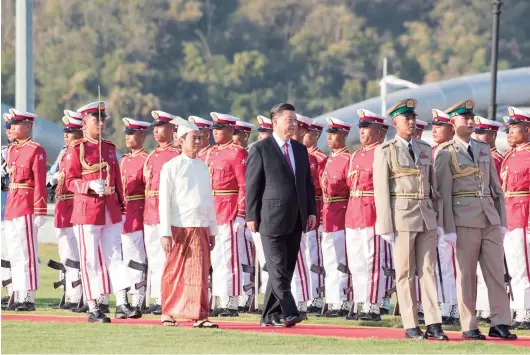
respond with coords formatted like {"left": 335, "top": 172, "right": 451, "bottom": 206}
{"left": 193, "top": 319, "right": 218, "bottom": 328}
{"left": 161, "top": 316, "right": 178, "bottom": 327}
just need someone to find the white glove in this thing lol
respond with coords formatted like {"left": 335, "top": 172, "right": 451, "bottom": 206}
{"left": 436, "top": 227, "right": 445, "bottom": 247}
{"left": 121, "top": 214, "right": 126, "bottom": 223}
{"left": 444, "top": 233, "right": 457, "bottom": 249}
{"left": 49, "top": 173, "right": 59, "bottom": 186}
{"left": 500, "top": 226, "right": 507, "bottom": 235}
{"left": 34, "top": 216, "right": 46, "bottom": 229}
{"left": 233, "top": 216, "right": 246, "bottom": 232}
{"left": 381, "top": 233, "right": 395, "bottom": 245}
{"left": 88, "top": 180, "right": 105, "bottom": 196}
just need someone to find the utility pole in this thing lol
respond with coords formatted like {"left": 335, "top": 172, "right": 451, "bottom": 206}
{"left": 16, "top": 0, "right": 34, "bottom": 113}
{"left": 381, "top": 57, "right": 387, "bottom": 116}
{"left": 488, "top": 1, "right": 502, "bottom": 121}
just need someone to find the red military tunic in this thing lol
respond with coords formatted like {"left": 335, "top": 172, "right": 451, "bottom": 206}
{"left": 205, "top": 141, "right": 247, "bottom": 225}
{"left": 500, "top": 142, "right": 530, "bottom": 231}
{"left": 54, "top": 151, "right": 75, "bottom": 228}
{"left": 307, "top": 153, "right": 319, "bottom": 231}
{"left": 491, "top": 147, "right": 504, "bottom": 184}
{"left": 197, "top": 145, "right": 212, "bottom": 162}
{"left": 120, "top": 149, "right": 149, "bottom": 234}
{"left": 308, "top": 146, "right": 328, "bottom": 227}
{"left": 321, "top": 147, "right": 351, "bottom": 232}
{"left": 65, "top": 137, "right": 124, "bottom": 225}
{"left": 5, "top": 138, "right": 47, "bottom": 220}
{"left": 143, "top": 142, "right": 180, "bottom": 226}
{"left": 345, "top": 143, "right": 378, "bottom": 229}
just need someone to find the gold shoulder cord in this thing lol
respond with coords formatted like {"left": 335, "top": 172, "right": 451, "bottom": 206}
{"left": 448, "top": 145, "right": 483, "bottom": 191}
{"left": 389, "top": 143, "right": 424, "bottom": 198}
{"left": 80, "top": 142, "right": 109, "bottom": 175}
{"left": 347, "top": 149, "right": 361, "bottom": 190}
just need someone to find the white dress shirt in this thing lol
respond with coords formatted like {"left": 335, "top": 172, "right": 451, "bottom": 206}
{"left": 158, "top": 152, "right": 218, "bottom": 237}
{"left": 273, "top": 131, "right": 296, "bottom": 172}
{"left": 455, "top": 136, "right": 471, "bottom": 150}
{"left": 395, "top": 135, "right": 415, "bottom": 156}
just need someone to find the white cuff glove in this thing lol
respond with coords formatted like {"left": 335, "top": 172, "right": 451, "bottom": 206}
{"left": 121, "top": 214, "right": 126, "bottom": 223}
{"left": 49, "top": 173, "right": 59, "bottom": 186}
{"left": 34, "top": 216, "right": 46, "bottom": 229}
{"left": 233, "top": 217, "right": 245, "bottom": 232}
{"left": 436, "top": 227, "right": 444, "bottom": 247}
{"left": 381, "top": 233, "right": 395, "bottom": 245}
{"left": 500, "top": 226, "right": 507, "bottom": 235}
{"left": 88, "top": 180, "right": 105, "bottom": 196}
{"left": 444, "top": 233, "right": 457, "bottom": 249}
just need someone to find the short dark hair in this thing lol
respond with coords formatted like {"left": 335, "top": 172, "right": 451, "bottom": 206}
{"left": 270, "top": 103, "right": 296, "bottom": 120}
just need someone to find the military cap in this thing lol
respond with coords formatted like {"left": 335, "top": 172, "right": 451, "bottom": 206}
{"left": 387, "top": 98, "right": 417, "bottom": 118}
{"left": 444, "top": 99, "right": 475, "bottom": 117}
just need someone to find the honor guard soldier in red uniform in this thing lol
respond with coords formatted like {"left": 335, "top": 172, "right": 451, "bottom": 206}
{"left": 171, "top": 119, "right": 183, "bottom": 154}
{"left": 3, "top": 109, "right": 46, "bottom": 311}
{"left": 189, "top": 116, "right": 213, "bottom": 162}
{"left": 207, "top": 112, "right": 247, "bottom": 317}
{"left": 120, "top": 118, "right": 150, "bottom": 310}
{"left": 233, "top": 121, "right": 254, "bottom": 151}
{"left": 142, "top": 110, "right": 181, "bottom": 314}
{"left": 304, "top": 121, "right": 328, "bottom": 313}
{"left": 65, "top": 101, "right": 140, "bottom": 323}
{"left": 502, "top": 107, "right": 530, "bottom": 330}
{"left": 51, "top": 111, "right": 84, "bottom": 310}
{"left": 472, "top": 115, "right": 504, "bottom": 323}
{"left": 415, "top": 119, "right": 428, "bottom": 139}
{"left": 345, "top": 109, "right": 389, "bottom": 321}
{"left": 320, "top": 117, "right": 353, "bottom": 317}
{"left": 257, "top": 115, "right": 273, "bottom": 141}
{"left": 1, "top": 114, "right": 14, "bottom": 307}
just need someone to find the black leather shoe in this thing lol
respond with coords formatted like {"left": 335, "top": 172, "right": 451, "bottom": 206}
{"left": 359, "top": 312, "right": 382, "bottom": 321}
{"left": 514, "top": 321, "right": 530, "bottom": 330}
{"left": 489, "top": 325, "right": 517, "bottom": 340}
{"left": 405, "top": 327, "right": 427, "bottom": 339}
{"left": 307, "top": 305, "right": 322, "bottom": 314}
{"left": 344, "top": 313, "right": 359, "bottom": 321}
{"left": 219, "top": 308, "right": 239, "bottom": 317}
{"left": 260, "top": 318, "right": 285, "bottom": 327}
{"left": 426, "top": 323, "right": 449, "bottom": 340}
{"left": 88, "top": 310, "right": 111, "bottom": 323}
{"left": 5, "top": 302, "right": 20, "bottom": 311}
{"left": 99, "top": 304, "right": 110, "bottom": 314}
{"left": 1, "top": 296, "right": 9, "bottom": 305}
{"left": 380, "top": 307, "right": 390, "bottom": 315}
{"left": 60, "top": 302, "right": 79, "bottom": 310}
{"left": 462, "top": 329, "right": 486, "bottom": 340}
{"left": 115, "top": 304, "right": 142, "bottom": 319}
{"left": 284, "top": 314, "right": 305, "bottom": 328}
{"left": 141, "top": 303, "right": 161, "bottom": 315}
{"left": 70, "top": 304, "right": 89, "bottom": 313}
{"left": 477, "top": 316, "right": 491, "bottom": 324}
{"left": 15, "top": 302, "right": 35, "bottom": 312}
{"left": 442, "top": 316, "right": 460, "bottom": 326}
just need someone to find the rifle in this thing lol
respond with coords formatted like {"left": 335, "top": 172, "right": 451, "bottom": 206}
{"left": 504, "top": 255, "right": 514, "bottom": 301}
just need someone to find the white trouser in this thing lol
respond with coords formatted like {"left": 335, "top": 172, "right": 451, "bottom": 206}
{"left": 122, "top": 230, "right": 146, "bottom": 296}
{"left": 251, "top": 231, "right": 269, "bottom": 293}
{"left": 239, "top": 226, "right": 254, "bottom": 297}
{"left": 435, "top": 237, "right": 458, "bottom": 307}
{"left": 75, "top": 213, "right": 129, "bottom": 302}
{"left": 475, "top": 264, "right": 490, "bottom": 312}
{"left": 1, "top": 220, "right": 12, "bottom": 289}
{"left": 305, "top": 226, "right": 324, "bottom": 300}
{"left": 291, "top": 232, "right": 311, "bottom": 303}
{"left": 505, "top": 227, "right": 530, "bottom": 310}
{"left": 55, "top": 227, "right": 82, "bottom": 302}
{"left": 4, "top": 214, "right": 38, "bottom": 291}
{"left": 144, "top": 224, "right": 165, "bottom": 301}
{"left": 346, "top": 227, "right": 386, "bottom": 305}
{"left": 211, "top": 221, "right": 242, "bottom": 299}
{"left": 321, "top": 229, "right": 351, "bottom": 304}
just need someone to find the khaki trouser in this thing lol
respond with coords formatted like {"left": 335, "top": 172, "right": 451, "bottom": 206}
{"left": 394, "top": 230, "right": 441, "bottom": 329}
{"left": 455, "top": 224, "right": 511, "bottom": 331}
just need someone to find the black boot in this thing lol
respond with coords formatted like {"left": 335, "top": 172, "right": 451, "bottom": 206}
{"left": 219, "top": 308, "right": 239, "bottom": 317}
{"left": 15, "top": 302, "right": 36, "bottom": 312}
{"left": 60, "top": 302, "right": 79, "bottom": 310}
{"left": 88, "top": 310, "right": 111, "bottom": 323}
{"left": 70, "top": 304, "right": 89, "bottom": 313}
{"left": 115, "top": 303, "right": 142, "bottom": 319}
{"left": 359, "top": 312, "right": 382, "bottom": 321}
{"left": 141, "top": 303, "right": 161, "bottom": 315}
{"left": 99, "top": 304, "right": 110, "bottom": 314}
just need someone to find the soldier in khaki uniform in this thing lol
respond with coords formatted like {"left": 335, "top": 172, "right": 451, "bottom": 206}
{"left": 373, "top": 98, "right": 447, "bottom": 340}
{"left": 434, "top": 99, "right": 515, "bottom": 340}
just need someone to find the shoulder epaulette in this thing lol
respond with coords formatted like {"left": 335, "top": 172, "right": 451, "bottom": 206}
{"left": 169, "top": 147, "right": 180, "bottom": 152}
{"left": 70, "top": 138, "right": 86, "bottom": 147}
{"left": 416, "top": 139, "right": 431, "bottom": 147}
{"left": 102, "top": 139, "right": 115, "bottom": 147}
{"left": 229, "top": 142, "right": 244, "bottom": 151}
{"left": 503, "top": 149, "right": 515, "bottom": 160}
{"left": 472, "top": 138, "right": 488, "bottom": 147}
{"left": 379, "top": 139, "right": 394, "bottom": 149}
{"left": 139, "top": 151, "right": 149, "bottom": 158}
{"left": 437, "top": 140, "right": 454, "bottom": 151}
{"left": 313, "top": 150, "right": 327, "bottom": 159}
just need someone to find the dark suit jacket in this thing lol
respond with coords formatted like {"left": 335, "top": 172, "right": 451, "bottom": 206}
{"left": 245, "top": 135, "right": 316, "bottom": 236}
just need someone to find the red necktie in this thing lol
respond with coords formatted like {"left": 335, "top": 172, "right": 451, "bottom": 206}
{"left": 283, "top": 143, "right": 294, "bottom": 172}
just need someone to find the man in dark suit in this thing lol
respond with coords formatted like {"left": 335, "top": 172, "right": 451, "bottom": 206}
{"left": 246, "top": 103, "right": 317, "bottom": 327}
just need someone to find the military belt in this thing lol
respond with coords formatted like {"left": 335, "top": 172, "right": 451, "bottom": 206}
{"left": 88, "top": 186, "right": 116, "bottom": 195}
{"left": 125, "top": 194, "right": 145, "bottom": 202}
{"left": 315, "top": 196, "right": 322, "bottom": 201}
{"left": 452, "top": 191, "right": 490, "bottom": 198}
{"left": 8, "top": 183, "right": 34, "bottom": 191}
{"left": 390, "top": 192, "right": 428, "bottom": 200}
{"left": 212, "top": 189, "right": 238, "bottom": 196}
{"left": 349, "top": 190, "right": 374, "bottom": 198}
{"left": 323, "top": 196, "right": 348, "bottom": 203}
{"left": 55, "top": 194, "right": 74, "bottom": 201}
{"left": 504, "top": 191, "right": 530, "bottom": 198}
{"left": 145, "top": 190, "right": 159, "bottom": 198}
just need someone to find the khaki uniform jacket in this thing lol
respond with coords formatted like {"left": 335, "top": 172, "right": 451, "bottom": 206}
{"left": 434, "top": 138, "right": 506, "bottom": 234}
{"left": 374, "top": 137, "right": 440, "bottom": 235}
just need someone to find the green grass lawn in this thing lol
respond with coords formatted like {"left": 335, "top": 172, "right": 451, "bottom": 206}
{"left": 1, "top": 243, "right": 529, "bottom": 354}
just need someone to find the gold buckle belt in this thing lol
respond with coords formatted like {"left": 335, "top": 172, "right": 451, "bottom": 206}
{"left": 452, "top": 191, "right": 490, "bottom": 198}
{"left": 55, "top": 194, "right": 74, "bottom": 201}
{"left": 390, "top": 192, "right": 428, "bottom": 200}
{"left": 323, "top": 196, "right": 348, "bottom": 203}
{"left": 504, "top": 191, "right": 530, "bottom": 198}
{"left": 350, "top": 190, "right": 374, "bottom": 198}
{"left": 145, "top": 190, "right": 159, "bottom": 198}
{"left": 212, "top": 190, "right": 238, "bottom": 196}
{"left": 9, "top": 183, "right": 34, "bottom": 191}
{"left": 88, "top": 186, "right": 116, "bottom": 195}
{"left": 125, "top": 195, "right": 145, "bottom": 202}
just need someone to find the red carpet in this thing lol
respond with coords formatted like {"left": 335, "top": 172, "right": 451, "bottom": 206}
{"left": 3, "top": 313, "right": 530, "bottom": 348}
